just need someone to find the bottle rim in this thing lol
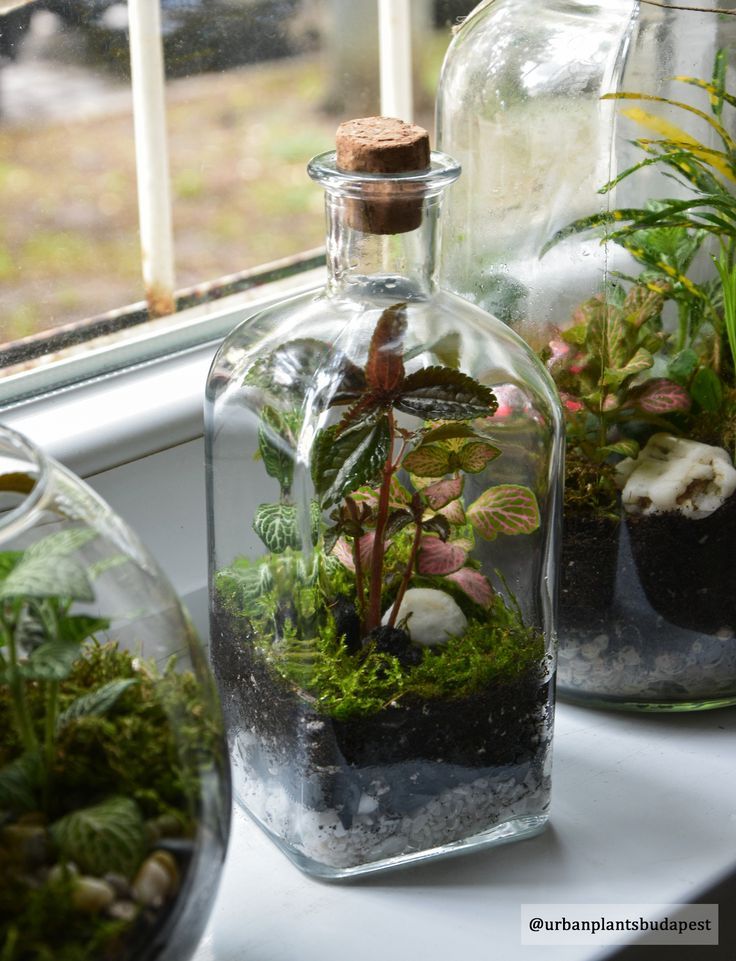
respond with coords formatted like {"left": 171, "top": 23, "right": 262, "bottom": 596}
{"left": 307, "top": 150, "right": 461, "bottom": 197}
{"left": 0, "top": 424, "right": 50, "bottom": 538}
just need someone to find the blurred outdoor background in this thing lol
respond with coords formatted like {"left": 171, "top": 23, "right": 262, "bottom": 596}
{"left": 0, "top": 0, "right": 476, "bottom": 345}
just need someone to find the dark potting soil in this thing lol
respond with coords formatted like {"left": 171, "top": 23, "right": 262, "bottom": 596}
{"left": 626, "top": 492, "right": 736, "bottom": 635}
{"left": 211, "top": 606, "right": 551, "bottom": 825}
{"left": 559, "top": 510, "right": 620, "bottom": 629}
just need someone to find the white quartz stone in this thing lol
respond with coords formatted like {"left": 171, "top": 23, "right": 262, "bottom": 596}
{"left": 383, "top": 587, "right": 467, "bottom": 646}
{"left": 617, "top": 433, "right": 736, "bottom": 519}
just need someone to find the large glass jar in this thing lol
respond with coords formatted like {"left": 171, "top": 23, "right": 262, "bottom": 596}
{"left": 437, "top": 1, "right": 736, "bottom": 710}
{"left": 0, "top": 426, "right": 230, "bottom": 961}
{"left": 205, "top": 117, "right": 563, "bottom": 879}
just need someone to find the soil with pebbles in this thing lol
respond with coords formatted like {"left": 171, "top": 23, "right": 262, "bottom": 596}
{"left": 558, "top": 500, "right": 736, "bottom": 706}
{"left": 211, "top": 606, "right": 553, "bottom": 869}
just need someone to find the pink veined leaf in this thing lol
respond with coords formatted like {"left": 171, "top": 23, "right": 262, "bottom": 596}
{"left": 402, "top": 443, "right": 451, "bottom": 478}
{"left": 417, "top": 536, "right": 467, "bottom": 576}
{"left": 632, "top": 378, "right": 691, "bottom": 415}
{"left": 467, "top": 485, "right": 541, "bottom": 540}
{"left": 331, "top": 532, "right": 377, "bottom": 571}
{"left": 438, "top": 499, "right": 466, "bottom": 525}
{"left": 331, "top": 537, "right": 354, "bottom": 571}
{"left": 422, "top": 476, "right": 464, "bottom": 510}
{"left": 560, "top": 391, "right": 585, "bottom": 413}
{"left": 445, "top": 568, "right": 494, "bottom": 609}
{"left": 458, "top": 441, "right": 500, "bottom": 474}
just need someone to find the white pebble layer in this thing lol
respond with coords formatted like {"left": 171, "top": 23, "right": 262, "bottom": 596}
{"left": 232, "top": 733, "right": 550, "bottom": 870}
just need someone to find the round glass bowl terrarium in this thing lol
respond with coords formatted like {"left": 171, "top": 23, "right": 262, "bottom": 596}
{"left": 205, "top": 117, "right": 563, "bottom": 879}
{"left": 0, "top": 426, "right": 230, "bottom": 961}
{"left": 437, "top": 0, "right": 736, "bottom": 710}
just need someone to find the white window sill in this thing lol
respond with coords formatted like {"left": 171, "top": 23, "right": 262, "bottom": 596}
{"left": 196, "top": 701, "right": 736, "bottom": 961}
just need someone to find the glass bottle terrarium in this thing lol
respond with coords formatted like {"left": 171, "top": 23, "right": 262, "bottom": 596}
{"left": 437, "top": 0, "right": 736, "bottom": 710}
{"left": 0, "top": 426, "right": 230, "bottom": 961}
{"left": 205, "top": 117, "right": 562, "bottom": 879}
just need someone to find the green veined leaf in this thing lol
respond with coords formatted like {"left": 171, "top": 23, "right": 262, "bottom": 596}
{"left": 253, "top": 503, "right": 319, "bottom": 553}
{"left": 57, "top": 678, "right": 139, "bottom": 731}
{"left": 467, "top": 485, "right": 540, "bottom": 540}
{"left": 602, "top": 347, "right": 653, "bottom": 388}
{"left": 456, "top": 440, "right": 498, "bottom": 473}
{"left": 0, "top": 752, "right": 43, "bottom": 813}
{"left": 258, "top": 406, "right": 296, "bottom": 491}
{"left": 21, "top": 639, "right": 83, "bottom": 682}
{"left": 245, "top": 338, "right": 366, "bottom": 405}
{"left": 0, "top": 528, "right": 99, "bottom": 603}
{"left": 313, "top": 417, "right": 391, "bottom": 508}
{"left": 397, "top": 367, "right": 498, "bottom": 421}
{"left": 402, "top": 443, "right": 451, "bottom": 477}
{"left": 50, "top": 796, "right": 147, "bottom": 878}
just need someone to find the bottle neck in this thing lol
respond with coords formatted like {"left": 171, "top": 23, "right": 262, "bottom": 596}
{"left": 324, "top": 191, "right": 442, "bottom": 301}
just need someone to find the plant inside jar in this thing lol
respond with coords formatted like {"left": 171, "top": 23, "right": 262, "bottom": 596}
{"left": 541, "top": 49, "right": 736, "bottom": 702}
{"left": 213, "top": 302, "right": 550, "bottom": 866}
{"left": 0, "top": 524, "right": 222, "bottom": 961}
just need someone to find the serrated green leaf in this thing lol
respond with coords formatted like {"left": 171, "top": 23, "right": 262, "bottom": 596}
{"left": 246, "top": 338, "right": 366, "bottom": 405}
{"left": 50, "top": 796, "right": 147, "bottom": 878}
{"left": 312, "top": 417, "right": 391, "bottom": 507}
{"left": 397, "top": 367, "right": 498, "bottom": 421}
{"left": 467, "top": 485, "right": 540, "bottom": 540}
{"left": 253, "top": 503, "right": 319, "bottom": 554}
{"left": 384, "top": 509, "right": 414, "bottom": 539}
{"left": 0, "top": 752, "right": 42, "bottom": 813}
{"left": 57, "top": 678, "right": 139, "bottom": 731}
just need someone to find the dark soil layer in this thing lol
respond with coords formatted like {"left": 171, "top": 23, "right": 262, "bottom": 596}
{"left": 626, "top": 492, "right": 736, "bottom": 634}
{"left": 559, "top": 511, "right": 620, "bottom": 628}
{"left": 211, "top": 606, "right": 551, "bottom": 826}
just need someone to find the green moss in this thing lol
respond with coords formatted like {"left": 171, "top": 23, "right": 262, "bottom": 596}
{"left": 271, "top": 596, "right": 544, "bottom": 721}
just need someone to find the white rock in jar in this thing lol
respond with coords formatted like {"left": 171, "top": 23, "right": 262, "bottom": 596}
{"left": 383, "top": 587, "right": 467, "bottom": 646}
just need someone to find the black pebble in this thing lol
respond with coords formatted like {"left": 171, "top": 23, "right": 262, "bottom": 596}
{"left": 365, "top": 625, "right": 422, "bottom": 668}
{"left": 332, "top": 597, "right": 361, "bottom": 654}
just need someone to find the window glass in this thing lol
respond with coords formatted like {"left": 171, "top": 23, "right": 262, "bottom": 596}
{"left": 0, "top": 0, "right": 472, "bottom": 378}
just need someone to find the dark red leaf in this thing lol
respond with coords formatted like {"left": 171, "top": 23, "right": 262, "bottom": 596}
{"left": 365, "top": 303, "right": 407, "bottom": 394}
{"left": 397, "top": 367, "right": 498, "bottom": 421}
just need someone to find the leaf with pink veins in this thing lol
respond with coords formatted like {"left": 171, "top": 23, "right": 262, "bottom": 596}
{"left": 439, "top": 498, "right": 466, "bottom": 525}
{"left": 422, "top": 476, "right": 464, "bottom": 510}
{"left": 630, "top": 378, "right": 691, "bottom": 415}
{"left": 446, "top": 568, "right": 494, "bottom": 609}
{"left": 331, "top": 532, "right": 378, "bottom": 571}
{"left": 417, "top": 536, "right": 467, "bottom": 576}
{"left": 467, "top": 485, "right": 540, "bottom": 540}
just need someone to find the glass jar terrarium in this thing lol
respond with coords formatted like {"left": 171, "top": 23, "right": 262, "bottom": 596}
{"left": 0, "top": 426, "right": 230, "bottom": 961}
{"left": 206, "top": 118, "right": 563, "bottom": 879}
{"left": 437, "top": 0, "right": 736, "bottom": 710}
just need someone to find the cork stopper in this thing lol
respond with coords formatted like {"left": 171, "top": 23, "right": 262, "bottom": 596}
{"left": 334, "top": 117, "right": 431, "bottom": 235}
